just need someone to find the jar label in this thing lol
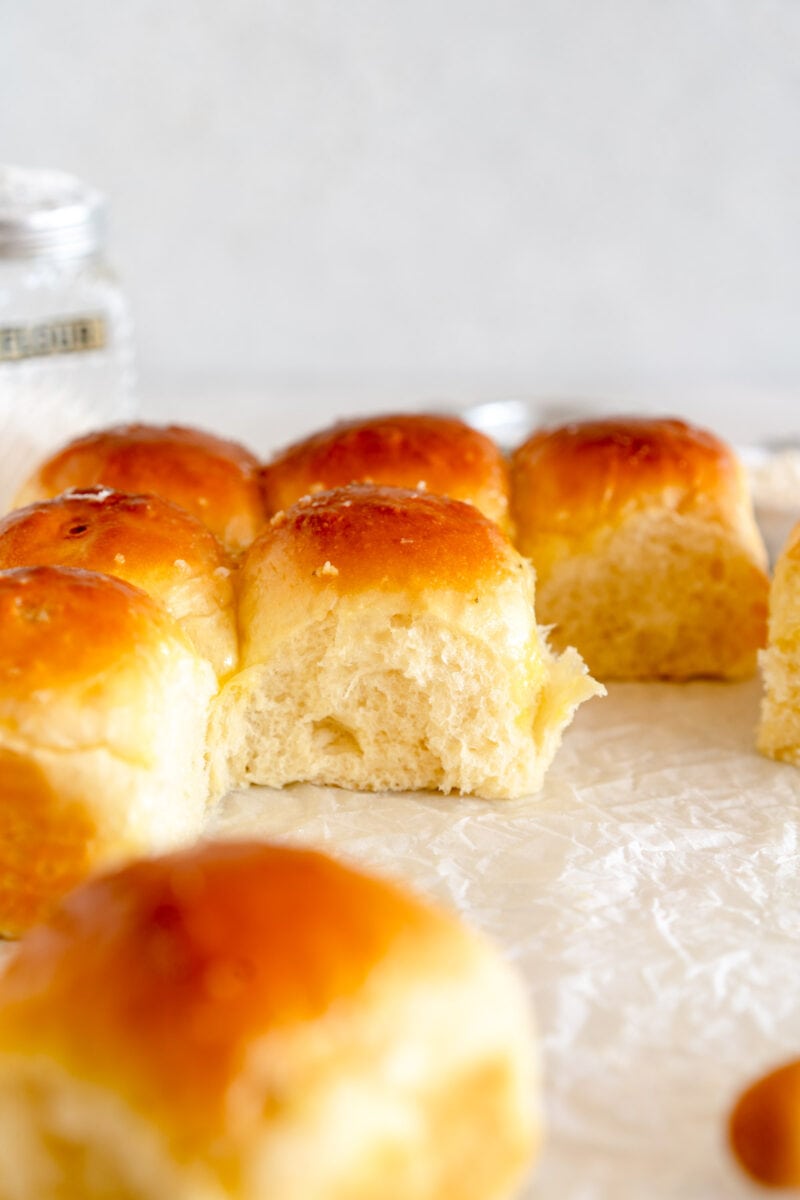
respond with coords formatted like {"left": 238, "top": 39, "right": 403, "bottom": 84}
{"left": 0, "top": 314, "right": 107, "bottom": 362}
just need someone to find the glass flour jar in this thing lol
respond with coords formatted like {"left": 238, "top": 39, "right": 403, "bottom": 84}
{"left": 0, "top": 165, "right": 135, "bottom": 511}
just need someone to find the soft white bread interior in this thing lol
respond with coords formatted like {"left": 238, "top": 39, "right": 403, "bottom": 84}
{"left": 758, "top": 520, "right": 800, "bottom": 764}
{"left": 0, "top": 840, "right": 540, "bottom": 1200}
{"left": 0, "top": 488, "right": 237, "bottom": 679}
{"left": 511, "top": 417, "right": 769, "bottom": 680}
{"left": 0, "top": 566, "right": 217, "bottom": 936}
{"left": 210, "top": 484, "right": 602, "bottom": 800}
{"left": 13, "top": 422, "right": 266, "bottom": 554}
{"left": 261, "top": 412, "right": 512, "bottom": 533}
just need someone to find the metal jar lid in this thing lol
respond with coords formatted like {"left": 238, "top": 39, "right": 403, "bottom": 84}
{"left": 0, "top": 165, "right": 106, "bottom": 260}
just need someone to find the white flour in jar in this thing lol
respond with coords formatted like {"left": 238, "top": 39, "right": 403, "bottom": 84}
{"left": 0, "top": 165, "right": 135, "bottom": 512}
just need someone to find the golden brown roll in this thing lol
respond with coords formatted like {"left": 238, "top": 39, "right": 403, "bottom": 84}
{"left": 261, "top": 413, "right": 511, "bottom": 531}
{"left": 14, "top": 422, "right": 265, "bottom": 554}
{"left": 758, "top": 520, "right": 800, "bottom": 764}
{"left": 0, "top": 487, "right": 237, "bottom": 679}
{"left": 729, "top": 1059, "right": 800, "bottom": 1187}
{"left": 511, "top": 416, "right": 769, "bottom": 680}
{"left": 0, "top": 840, "right": 539, "bottom": 1200}
{"left": 0, "top": 565, "right": 216, "bottom": 937}
{"left": 210, "top": 484, "right": 602, "bottom": 800}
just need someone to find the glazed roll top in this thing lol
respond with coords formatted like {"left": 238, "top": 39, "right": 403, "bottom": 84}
{"left": 0, "top": 841, "right": 539, "bottom": 1200}
{"left": 511, "top": 417, "right": 766, "bottom": 567}
{"left": 211, "top": 484, "right": 601, "bottom": 800}
{"left": 261, "top": 413, "right": 511, "bottom": 532}
{"left": 0, "top": 487, "right": 237, "bottom": 678}
{"left": 13, "top": 422, "right": 265, "bottom": 554}
{"left": 242, "top": 483, "right": 522, "bottom": 656}
{"left": 0, "top": 565, "right": 216, "bottom": 936}
{"left": 510, "top": 416, "right": 769, "bottom": 680}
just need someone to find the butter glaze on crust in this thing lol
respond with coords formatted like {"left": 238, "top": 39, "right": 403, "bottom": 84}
{"left": 0, "top": 564, "right": 188, "bottom": 699}
{"left": 0, "top": 566, "right": 216, "bottom": 936}
{"left": 0, "top": 841, "right": 539, "bottom": 1200}
{"left": 256, "top": 484, "right": 518, "bottom": 598}
{"left": 210, "top": 484, "right": 602, "bottom": 799}
{"left": 510, "top": 416, "right": 769, "bottom": 680}
{"left": 511, "top": 417, "right": 745, "bottom": 537}
{"left": 13, "top": 423, "right": 265, "bottom": 554}
{"left": 261, "top": 413, "right": 511, "bottom": 531}
{"left": 0, "top": 488, "right": 237, "bottom": 678}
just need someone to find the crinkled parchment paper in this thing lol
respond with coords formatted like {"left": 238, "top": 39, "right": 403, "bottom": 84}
{"left": 209, "top": 679, "right": 800, "bottom": 1200}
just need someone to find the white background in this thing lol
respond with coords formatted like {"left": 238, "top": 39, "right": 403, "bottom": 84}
{"left": 4, "top": 2, "right": 800, "bottom": 436}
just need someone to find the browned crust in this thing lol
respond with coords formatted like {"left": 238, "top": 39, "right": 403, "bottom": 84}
{"left": 0, "top": 750, "right": 98, "bottom": 939}
{"left": 0, "top": 842, "right": 444, "bottom": 1136}
{"left": 262, "top": 414, "right": 510, "bottom": 529}
{"left": 17, "top": 424, "right": 265, "bottom": 553}
{"left": 244, "top": 484, "right": 520, "bottom": 597}
{"left": 0, "top": 488, "right": 232, "bottom": 588}
{"left": 729, "top": 1059, "right": 800, "bottom": 1187}
{"left": 511, "top": 417, "right": 741, "bottom": 541}
{"left": 0, "top": 565, "right": 189, "bottom": 694}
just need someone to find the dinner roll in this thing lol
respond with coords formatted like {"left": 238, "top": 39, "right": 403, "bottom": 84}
{"left": 0, "top": 840, "right": 539, "bottom": 1200}
{"left": 0, "top": 488, "right": 237, "bottom": 679}
{"left": 0, "top": 566, "right": 216, "bottom": 937}
{"left": 729, "top": 1059, "right": 800, "bottom": 1187}
{"left": 210, "top": 485, "right": 602, "bottom": 800}
{"left": 511, "top": 417, "right": 769, "bottom": 680}
{"left": 758, "top": 521, "right": 800, "bottom": 764}
{"left": 261, "top": 413, "right": 511, "bottom": 531}
{"left": 14, "top": 422, "right": 265, "bottom": 554}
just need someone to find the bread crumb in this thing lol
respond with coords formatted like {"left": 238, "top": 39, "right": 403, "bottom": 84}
{"left": 213, "top": 566, "right": 231, "bottom": 579}
{"left": 416, "top": 480, "right": 427, "bottom": 491}
{"left": 173, "top": 559, "right": 190, "bottom": 572}
{"left": 313, "top": 561, "right": 339, "bottom": 577}
{"left": 269, "top": 510, "right": 286, "bottom": 528}
{"left": 73, "top": 486, "right": 116, "bottom": 502}
{"left": 400, "top": 538, "right": 414, "bottom": 545}
{"left": 114, "top": 553, "right": 126, "bottom": 565}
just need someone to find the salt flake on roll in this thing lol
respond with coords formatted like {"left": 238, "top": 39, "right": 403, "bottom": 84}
{"left": 210, "top": 484, "right": 602, "bottom": 800}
